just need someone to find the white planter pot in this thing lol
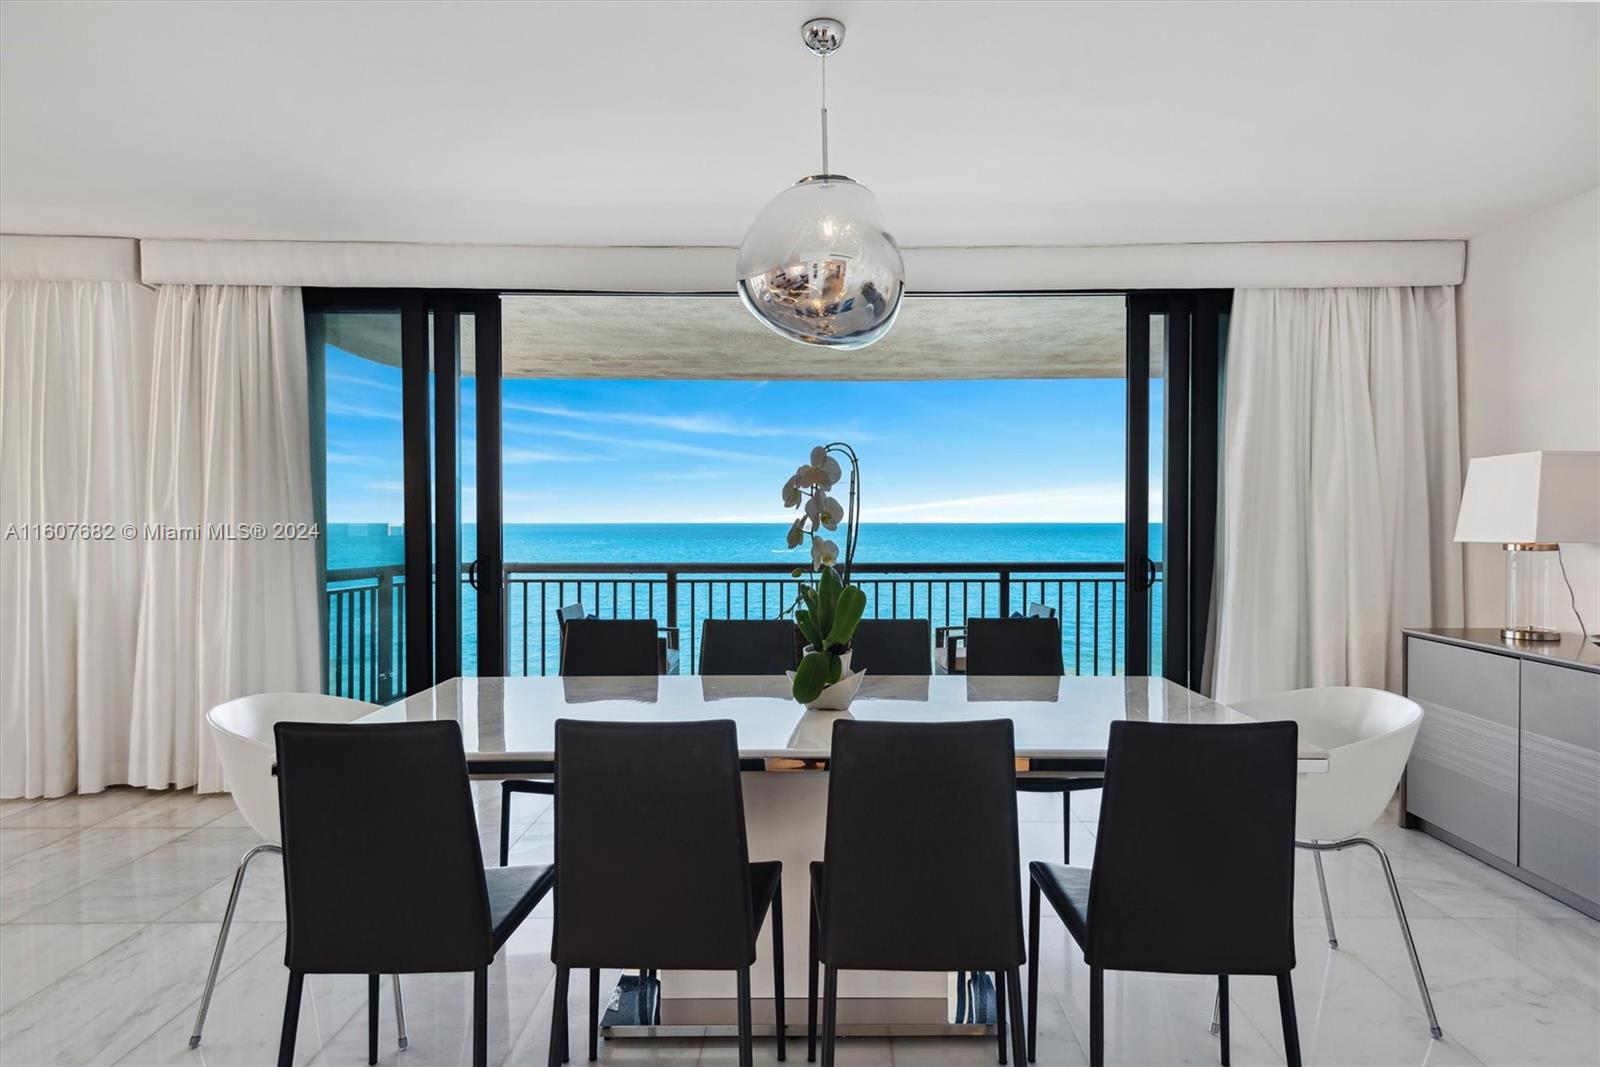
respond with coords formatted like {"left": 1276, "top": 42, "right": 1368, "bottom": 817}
{"left": 792, "top": 648, "right": 865, "bottom": 712}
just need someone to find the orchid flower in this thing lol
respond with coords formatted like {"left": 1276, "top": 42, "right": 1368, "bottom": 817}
{"left": 810, "top": 535, "right": 839, "bottom": 567}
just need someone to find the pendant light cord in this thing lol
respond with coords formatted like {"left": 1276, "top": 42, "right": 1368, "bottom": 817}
{"left": 820, "top": 54, "right": 829, "bottom": 176}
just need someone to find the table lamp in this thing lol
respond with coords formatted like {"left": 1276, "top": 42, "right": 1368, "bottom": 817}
{"left": 1454, "top": 450, "right": 1600, "bottom": 642}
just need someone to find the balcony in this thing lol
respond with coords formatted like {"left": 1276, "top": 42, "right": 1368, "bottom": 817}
{"left": 325, "top": 561, "right": 1160, "bottom": 704}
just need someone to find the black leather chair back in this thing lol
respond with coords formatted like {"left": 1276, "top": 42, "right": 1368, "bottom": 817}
{"left": 699, "top": 619, "right": 799, "bottom": 675}
{"left": 965, "top": 617, "right": 1064, "bottom": 676}
{"left": 274, "top": 721, "right": 492, "bottom": 974}
{"left": 820, "top": 719, "right": 1024, "bottom": 971}
{"left": 560, "top": 618, "right": 659, "bottom": 676}
{"left": 553, "top": 719, "right": 756, "bottom": 969}
{"left": 849, "top": 619, "right": 932, "bottom": 675}
{"left": 1087, "top": 719, "right": 1299, "bottom": 975}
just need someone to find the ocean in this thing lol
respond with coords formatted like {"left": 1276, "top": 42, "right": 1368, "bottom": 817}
{"left": 324, "top": 523, "right": 1162, "bottom": 695}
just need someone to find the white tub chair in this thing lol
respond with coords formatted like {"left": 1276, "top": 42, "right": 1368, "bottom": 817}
{"left": 189, "top": 693, "right": 409, "bottom": 1050}
{"left": 1230, "top": 686, "right": 1442, "bottom": 1039}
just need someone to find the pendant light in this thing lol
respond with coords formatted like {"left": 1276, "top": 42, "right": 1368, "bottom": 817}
{"left": 737, "top": 18, "right": 905, "bottom": 350}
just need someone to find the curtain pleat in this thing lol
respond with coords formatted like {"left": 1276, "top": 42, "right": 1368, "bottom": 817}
{"left": 1, "top": 282, "right": 154, "bottom": 797}
{"left": 129, "top": 285, "right": 320, "bottom": 793}
{"left": 1210, "top": 287, "right": 1464, "bottom": 703}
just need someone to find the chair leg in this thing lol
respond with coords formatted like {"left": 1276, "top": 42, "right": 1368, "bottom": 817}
{"left": 549, "top": 966, "right": 570, "bottom": 1067}
{"left": 499, "top": 784, "right": 514, "bottom": 867}
{"left": 955, "top": 970, "right": 969, "bottom": 1024}
{"left": 1210, "top": 989, "right": 1220, "bottom": 1035}
{"left": 807, "top": 892, "right": 820, "bottom": 1063}
{"left": 737, "top": 965, "right": 754, "bottom": 1067}
{"left": 1216, "top": 975, "right": 1229, "bottom": 1067}
{"left": 1006, "top": 967, "right": 1028, "bottom": 1067}
{"left": 996, "top": 969, "right": 1008, "bottom": 1064}
{"left": 771, "top": 882, "right": 787, "bottom": 1062}
{"left": 1275, "top": 972, "right": 1301, "bottom": 1067}
{"left": 368, "top": 974, "right": 379, "bottom": 1065}
{"left": 1027, "top": 879, "right": 1040, "bottom": 1063}
{"left": 820, "top": 967, "right": 840, "bottom": 1067}
{"left": 473, "top": 966, "right": 488, "bottom": 1067}
{"left": 190, "top": 843, "right": 279, "bottom": 1048}
{"left": 1312, "top": 846, "right": 1338, "bottom": 947}
{"left": 392, "top": 974, "right": 408, "bottom": 1049}
{"left": 277, "top": 971, "right": 305, "bottom": 1067}
{"left": 1062, "top": 792, "right": 1071, "bottom": 863}
{"left": 1350, "top": 837, "right": 1443, "bottom": 1038}
{"left": 1088, "top": 966, "right": 1104, "bottom": 1067}
{"left": 588, "top": 969, "right": 600, "bottom": 1061}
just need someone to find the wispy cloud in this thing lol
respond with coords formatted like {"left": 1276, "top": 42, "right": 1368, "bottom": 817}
{"left": 328, "top": 400, "right": 401, "bottom": 422}
{"left": 327, "top": 451, "right": 382, "bottom": 465}
{"left": 502, "top": 447, "right": 608, "bottom": 464}
{"left": 327, "top": 370, "right": 400, "bottom": 393}
{"left": 504, "top": 400, "right": 865, "bottom": 442}
{"left": 362, "top": 479, "right": 407, "bottom": 494}
{"left": 509, "top": 423, "right": 778, "bottom": 464}
{"left": 861, "top": 484, "right": 1148, "bottom": 523}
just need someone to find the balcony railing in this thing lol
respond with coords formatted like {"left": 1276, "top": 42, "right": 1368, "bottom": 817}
{"left": 326, "top": 561, "right": 1159, "bottom": 703}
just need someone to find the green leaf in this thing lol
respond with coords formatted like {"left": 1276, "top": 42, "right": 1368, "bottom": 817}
{"left": 794, "top": 607, "right": 824, "bottom": 650}
{"left": 825, "top": 584, "right": 867, "bottom": 648}
{"left": 791, "top": 651, "right": 833, "bottom": 704}
{"left": 815, "top": 565, "right": 841, "bottom": 637}
{"left": 826, "top": 650, "right": 843, "bottom": 684}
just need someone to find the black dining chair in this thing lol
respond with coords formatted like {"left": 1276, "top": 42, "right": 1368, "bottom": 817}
{"left": 551, "top": 719, "right": 784, "bottom": 1067}
{"left": 498, "top": 616, "right": 670, "bottom": 865}
{"left": 273, "top": 720, "right": 554, "bottom": 1067}
{"left": 963, "top": 616, "right": 1096, "bottom": 864}
{"left": 848, "top": 618, "right": 932, "bottom": 675}
{"left": 700, "top": 619, "right": 800, "bottom": 674}
{"left": 808, "top": 719, "right": 1027, "bottom": 1067}
{"left": 1027, "top": 720, "right": 1302, "bottom": 1067}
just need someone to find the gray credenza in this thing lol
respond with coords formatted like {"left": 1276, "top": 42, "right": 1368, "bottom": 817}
{"left": 1402, "top": 628, "right": 1600, "bottom": 919}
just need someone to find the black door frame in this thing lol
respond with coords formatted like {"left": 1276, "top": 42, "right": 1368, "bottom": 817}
{"left": 304, "top": 288, "right": 504, "bottom": 696}
{"left": 1125, "top": 290, "right": 1229, "bottom": 688}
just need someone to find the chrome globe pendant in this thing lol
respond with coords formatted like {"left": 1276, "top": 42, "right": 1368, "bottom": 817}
{"left": 737, "top": 18, "right": 904, "bottom": 350}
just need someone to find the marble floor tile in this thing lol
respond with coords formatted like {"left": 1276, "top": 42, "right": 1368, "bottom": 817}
{"left": 0, "top": 825, "right": 77, "bottom": 867}
{"left": 0, "top": 826, "right": 191, "bottom": 922}
{"left": 0, "top": 788, "right": 167, "bottom": 830}
{"left": 1455, "top": 914, "right": 1600, "bottom": 1009}
{"left": 0, "top": 923, "right": 144, "bottom": 1013}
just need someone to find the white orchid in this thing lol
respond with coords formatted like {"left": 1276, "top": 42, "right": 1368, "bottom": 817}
{"left": 810, "top": 535, "right": 839, "bottom": 567}
{"left": 782, "top": 475, "right": 802, "bottom": 508}
{"left": 805, "top": 491, "right": 842, "bottom": 530}
{"left": 809, "top": 445, "right": 843, "bottom": 488}
{"left": 794, "top": 463, "right": 830, "bottom": 489}
{"left": 786, "top": 517, "right": 806, "bottom": 548}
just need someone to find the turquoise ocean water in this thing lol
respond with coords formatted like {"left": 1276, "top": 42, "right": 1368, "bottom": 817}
{"left": 324, "top": 523, "right": 1161, "bottom": 692}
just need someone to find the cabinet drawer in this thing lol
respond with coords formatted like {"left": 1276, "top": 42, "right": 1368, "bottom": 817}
{"left": 1519, "top": 661, "right": 1600, "bottom": 901}
{"left": 1405, "top": 637, "right": 1520, "bottom": 863}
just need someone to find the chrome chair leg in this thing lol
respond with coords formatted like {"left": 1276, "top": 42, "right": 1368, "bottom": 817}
{"left": 1299, "top": 838, "right": 1442, "bottom": 1039}
{"left": 190, "top": 843, "right": 282, "bottom": 1048}
{"left": 393, "top": 973, "right": 409, "bottom": 1049}
{"left": 1311, "top": 846, "right": 1338, "bottom": 947}
{"left": 1209, "top": 989, "right": 1220, "bottom": 1035}
{"left": 1350, "top": 837, "right": 1442, "bottom": 1038}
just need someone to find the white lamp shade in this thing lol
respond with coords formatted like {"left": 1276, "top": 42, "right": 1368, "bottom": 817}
{"left": 1454, "top": 450, "right": 1600, "bottom": 544}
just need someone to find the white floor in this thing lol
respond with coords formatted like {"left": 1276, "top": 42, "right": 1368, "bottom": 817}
{"left": 1, "top": 787, "right": 1596, "bottom": 1067}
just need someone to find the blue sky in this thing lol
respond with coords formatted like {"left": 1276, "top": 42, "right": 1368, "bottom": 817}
{"left": 323, "top": 345, "right": 1157, "bottom": 524}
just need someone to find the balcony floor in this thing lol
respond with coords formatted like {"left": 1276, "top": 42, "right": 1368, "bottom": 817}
{"left": 1, "top": 787, "right": 1595, "bottom": 1066}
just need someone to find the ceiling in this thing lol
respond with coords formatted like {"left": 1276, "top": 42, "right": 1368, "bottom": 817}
{"left": 322, "top": 294, "right": 1140, "bottom": 380}
{"left": 2, "top": 1, "right": 1595, "bottom": 247}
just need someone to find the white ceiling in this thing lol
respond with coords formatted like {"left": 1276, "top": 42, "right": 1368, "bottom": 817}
{"left": 2, "top": 1, "right": 1595, "bottom": 247}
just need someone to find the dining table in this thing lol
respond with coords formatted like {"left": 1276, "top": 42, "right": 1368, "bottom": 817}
{"left": 360, "top": 673, "right": 1328, "bottom": 1039}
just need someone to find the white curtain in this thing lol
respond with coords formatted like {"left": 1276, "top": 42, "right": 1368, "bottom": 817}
{"left": 1, "top": 282, "right": 155, "bottom": 797}
{"left": 129, "top": 285, "right": 320, "bottom": 793}
{"left": 1211, "top": 287, "right": 1464, "bottom": 703}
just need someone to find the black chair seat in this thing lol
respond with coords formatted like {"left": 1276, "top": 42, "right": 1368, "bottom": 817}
{"left": 487, "top": 864, "right": 556, "bottom": 950}
{"left": 1028, "top": 862, "right": 1090, "bottom": 949}
{"left": 750, "top": 860, "right": 782, "bottom": 927}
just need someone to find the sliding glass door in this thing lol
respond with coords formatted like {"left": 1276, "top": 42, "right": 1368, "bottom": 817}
{"left": 1125, "top": 291, "right": 1229, "bottom": 686}
{"left": 306, "top": 290, "right": 503, "bottom": 701}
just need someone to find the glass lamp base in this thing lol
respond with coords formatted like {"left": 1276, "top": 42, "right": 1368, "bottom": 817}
{"left": 1501, "top": 626, "right": 1562, "bottom": 643}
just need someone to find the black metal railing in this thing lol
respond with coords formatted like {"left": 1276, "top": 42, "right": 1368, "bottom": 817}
{"left": 326, "top": 560, "right": 1158, "bottom": 702}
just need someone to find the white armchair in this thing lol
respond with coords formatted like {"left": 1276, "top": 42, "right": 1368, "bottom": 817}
{"left": 1232, "top": 686, "right": 1442, "bottom": 1039}
{"left": 190, "top": 693, "right": 409, "bottom": 1051}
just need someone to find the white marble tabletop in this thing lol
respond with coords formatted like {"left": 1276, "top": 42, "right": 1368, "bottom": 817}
{"left": 362, "top": 674, "right": 1329, "bottom": 772}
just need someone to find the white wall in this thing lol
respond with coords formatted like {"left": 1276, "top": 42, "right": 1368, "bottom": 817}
{"left": 1457, "top": 188, "right": 1600, "bottom": 634}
